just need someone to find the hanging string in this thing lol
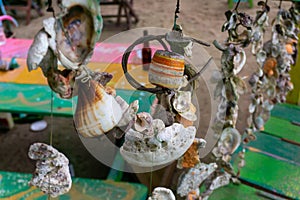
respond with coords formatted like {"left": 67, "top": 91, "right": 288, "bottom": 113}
{"left": 234, "top": 0, "right": 242, "bottom": 11}
{"left": 173, "top": 0, "right": 180, "bottom": 30}
{"left": 279, "top": 0, "right": 283, "bottom": 9}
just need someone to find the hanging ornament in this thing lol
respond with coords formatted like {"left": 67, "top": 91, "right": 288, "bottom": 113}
{"left": 28, "top": 143, "right": 72, "bottom": 198}
{"left": 177, "top": 1, "right": 252, "bottom": 198}
{"left": 119, "top": 0, "right": 211, "bottom": 168}
{"left": 27, "top": 0, "right": 103, "bottom": 99}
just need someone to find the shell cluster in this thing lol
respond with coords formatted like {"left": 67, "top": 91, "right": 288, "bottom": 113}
{"left": 28, "top": 143, "right": 72, "bottom": 198}
{"left": 120, "top": 122, "right": 196, "bottom": 167}
{"left": 247, "top": 2, "right": 298, "bottom": 137}
{"left": 27, "top": 0, "right": 103, "bottom": 99}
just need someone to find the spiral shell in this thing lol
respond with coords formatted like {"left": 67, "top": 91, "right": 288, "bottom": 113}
{"left": 74, "top": 80, "right": 122, "bottom": 137}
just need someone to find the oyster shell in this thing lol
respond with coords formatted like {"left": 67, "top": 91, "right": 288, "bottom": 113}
{"left": 218, "top": 127, "right": 241, "bottom": 154}
{"left": 74, "top": 80, "right": 122, "bottom": 137}
{"left": 120, "top": 123, "right": 196, "bottom": 167}
{"left": 56, "top": 0, "right": 102, "bottom": 69}
{"left": 177, "top": 163, "right": 218, "bottom": 197}
{"left": 28, "top": 143, "right": 72, "bottom": 198}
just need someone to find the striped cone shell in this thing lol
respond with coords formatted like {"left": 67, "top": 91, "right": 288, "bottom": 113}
{"left": 149, "top": 50, "right": 185, "bottom": 89}
{"left": 74, "top": 80, "right": 122, "bottom": 137}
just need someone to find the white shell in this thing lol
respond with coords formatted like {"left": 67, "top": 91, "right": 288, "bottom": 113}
{"left": 177, "top": 163, "right": 218, "bottom": 197}
{"left": 172, "top": 91, "right": 191, "bottom": 113}
{"left": 120, "top": 123, "right": 196, "bottom": 167}
{"left": 74, "top": 80, "right": 123, "bottom": 137}
{"left": 218, "top": 127, "right": 241, "bottom": 154}
{"left": 148, "top": 187, "right": 176, "bottom": 200}
{"left": 233, "top": 49, "right": 246, "bottom": 74}
{"left": 28, "top": 143, "right": 72, "bottom": 198}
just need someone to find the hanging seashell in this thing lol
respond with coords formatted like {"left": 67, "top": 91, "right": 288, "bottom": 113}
{"left": 120, "top": 123, "right": 196, "bottom": 167}
{"left": 47, "top": 68, "right": 77, "bottom": 99}
{"left": 256, "top": 50, "right": 267, "bottom": 67}
{"left": 177, "top": 163, "right": 218, "bottom": 197}
{"left": 176, "top": 103, "right": 197, "bottom": 128}
{"left": 233, "top": 49, "right": 246, "bottom": 75}
{"left": 218, "top": 127, "right": 241, "bottom": 154}
{"left": 74, "top": 80, "right": 123, "bottom": 137}
{"left": 177, "top": 138, "right": 206, "bottom": 169}
{"left": 255, "top": 116, "right": 265, "bottom": 131}
{"left": 149, "top": 50, "right": 187, "bottom": 89}
{"left": 28, "top": 143, "right": 72, "bottom": 198}
{"left": 263, "top": 57, "right": 277, "bottom": 77}
{"left": 172, "top": 91, "right": 192, "bottom": 113}
{"left": 56, "top": 0, "right": 103, "bottom": 69}
{"left": 134, "top": 112, "right": 153, "bottom": 133}
{"left": 209, "top": 172, "right": 231, "bottom": 191}
{"left": 148, "top": 187, "right": 176, "bottom": 200}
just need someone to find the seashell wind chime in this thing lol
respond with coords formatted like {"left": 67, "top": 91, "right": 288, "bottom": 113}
{"left": 26, "top": 0, "right": 104, "bottom": 197}
{"left": 177, "top": 1, "right": 252, "bottom": 199}
{"left": 238, "top": 0, "right": 299, "bottom": 174}
{"left": 119, "top": 0, "right": 212, "bottom": 168}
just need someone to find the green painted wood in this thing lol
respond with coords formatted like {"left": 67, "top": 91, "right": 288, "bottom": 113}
{"left": 246, "top": 133, "right": 300, "bottom": 165}
{"left": 209, "top": 183, "right": 269, "bottom": 200}
{"left": 263, "top": 116, "right": 300, "bottom": 143}
{"left": 271, "top": 103, "right": 300, "bottom": 123}
{"left": 234, "top": 151, "right": 300, "bottom": 199}
{"left": 0, "top": 83, "right": 154, "bottom": 116}
{"left": 0, "top": 171, "right": 148, "bottom": 200}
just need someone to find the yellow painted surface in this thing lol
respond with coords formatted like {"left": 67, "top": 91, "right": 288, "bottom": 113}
{"left": 0, "top": 58, "right": 153, "bottom": 90}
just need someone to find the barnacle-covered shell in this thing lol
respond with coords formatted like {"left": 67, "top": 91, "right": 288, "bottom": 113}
{"left": 177, "top": 138, "right": 206, "bottom": 169}
{"left": 74, "top": 80, "right": 122, "bottom": 137}
{"left": 56, "top": 0, "right": 102, "bottom": 69}
{"left": 28, "top": 143, "right": 72, "bottom": 198}
{"left": 148, "top": 187, "right": 176, "bottom": 200}
{"left": 218, "top": 127, "right": 241, "bottom": 154}
{"left": 120, "top": 123, "right": 196, "bottom": 167}
{"left": 177, "top": 163, "right": 218, "bottom": 197}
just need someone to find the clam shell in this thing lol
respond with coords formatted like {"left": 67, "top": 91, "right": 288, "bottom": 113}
{"left": 56, "top": 0, "right": 102, "bottom": 69}
{"left": 178, "top": 103, "right": 197, "bottom": 122}
{"left": 74, "top": 80, "right": 122, "bottom": 137}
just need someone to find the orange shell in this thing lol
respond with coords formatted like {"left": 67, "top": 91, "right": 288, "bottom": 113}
{"left": 180, "top": 140, "right": 200, "bottom": 168}
{"left": 286, "top": 44, "right": 294, "bottom": 55}
{"left": 263, "top": 58, "right": 277, "bottom": 76}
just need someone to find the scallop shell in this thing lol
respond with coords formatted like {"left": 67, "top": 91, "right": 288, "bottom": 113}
{"left": 56, "top": 0, "right": 102, "bottom": 69}
{"left": 74, "top": 80, "right": 122, "bottom": 137}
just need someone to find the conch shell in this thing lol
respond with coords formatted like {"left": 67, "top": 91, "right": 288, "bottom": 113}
{"left": 74, "top": 79, "right": 122, "bottom": 137}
